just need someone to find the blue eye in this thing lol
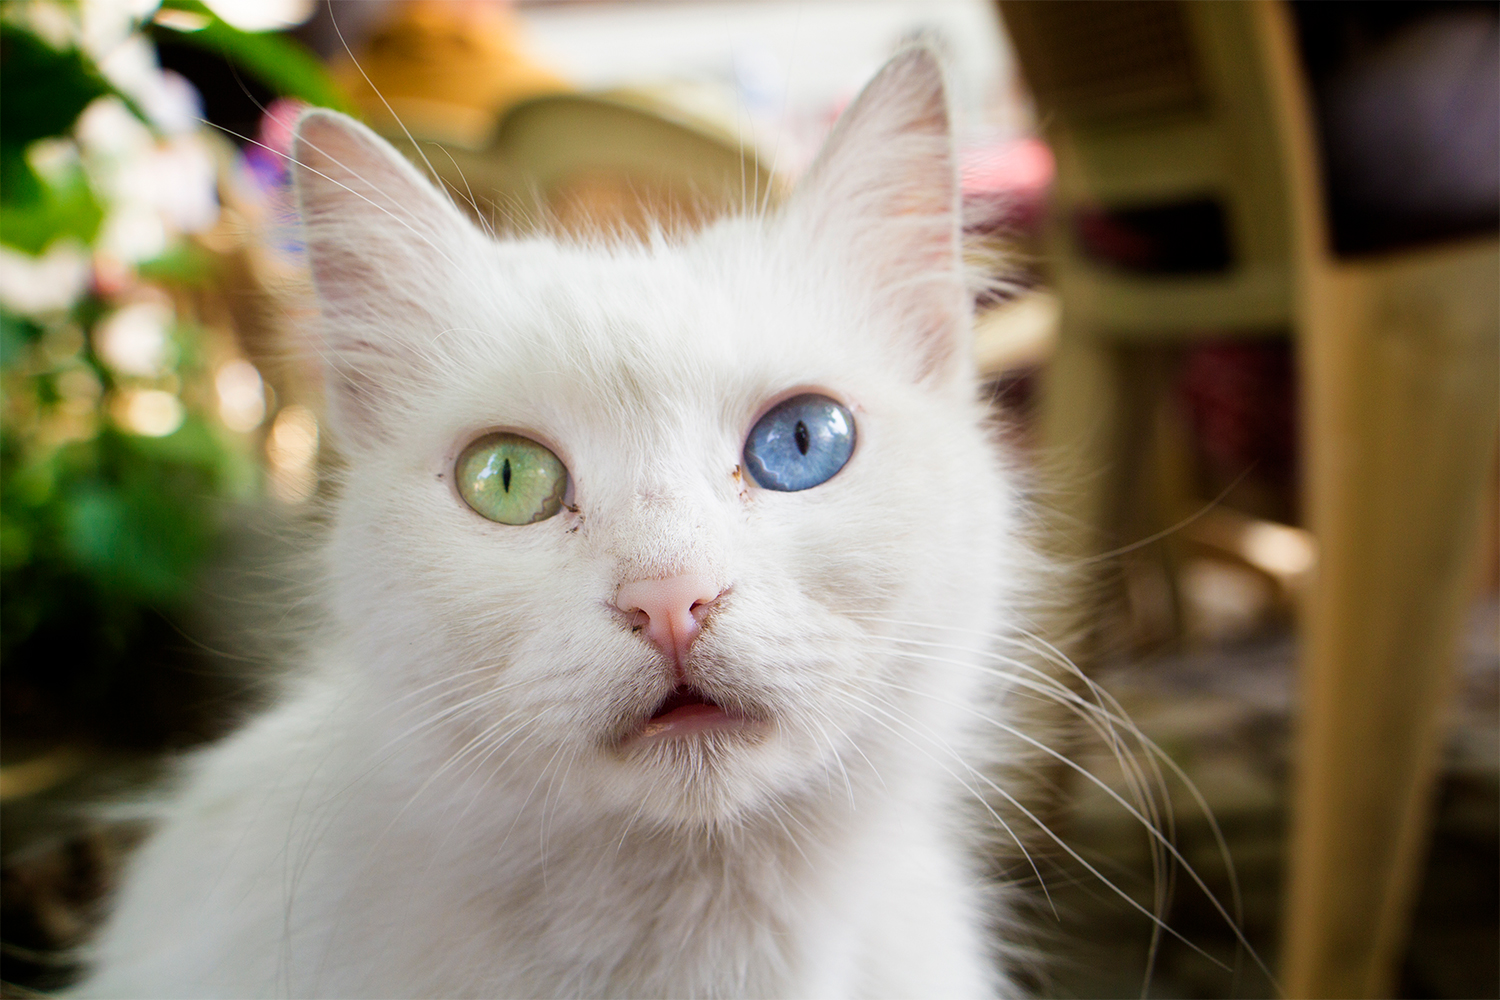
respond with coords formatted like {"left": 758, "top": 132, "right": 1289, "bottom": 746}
{"left": 743, "top": 394, "right": 856, "bottom": 492}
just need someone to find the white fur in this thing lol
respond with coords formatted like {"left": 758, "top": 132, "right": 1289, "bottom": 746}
{"left": 76, "top": 49, "right": 1034, "bottom": 998}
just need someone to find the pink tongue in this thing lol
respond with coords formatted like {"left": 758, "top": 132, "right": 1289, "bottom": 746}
{"left": 640, "top": 696, "right": 737, "bottom": 740}
{"left": 651, "top": 686, "right": 708, "bottom": 718}
{"left": 655, "top": 702, "right": 724, "bottom": 724}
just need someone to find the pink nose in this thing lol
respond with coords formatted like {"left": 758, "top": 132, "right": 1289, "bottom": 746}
{"left": 615, "top": 574, "right": 723, "bottom": 666}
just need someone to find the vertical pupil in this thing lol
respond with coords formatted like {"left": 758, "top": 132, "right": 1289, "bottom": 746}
{"left": 502, "top": 457, "right": 512, "bottom": 492}
{"left": 794, "top": 420, "right": 810, "bottom": 455}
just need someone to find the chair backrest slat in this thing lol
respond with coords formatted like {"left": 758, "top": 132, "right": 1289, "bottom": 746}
{"left": 1001, "top": 1, "right": 1204, "bottom": 126}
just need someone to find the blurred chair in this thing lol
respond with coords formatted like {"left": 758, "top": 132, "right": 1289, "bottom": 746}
{"left": 331, "top": 0, "right": 569, "bottom": 149}
{"left": 973, "top": 289, "right": 1059, "bottom": 376}
{"left": 996, "top": 1, "right": 1498, "bottom": 996}
{"left": 335, "top": 0, "right": 776, "bottom": 238}
{"left": 490, "top": 90, "right": 778, "bottom": 238}
{"left": 368, "top": 88, "right": 777, "bottom": 241}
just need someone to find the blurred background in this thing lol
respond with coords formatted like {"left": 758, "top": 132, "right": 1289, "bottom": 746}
{"left": 0, "top": 2, "right": 1494, "bottom": 997}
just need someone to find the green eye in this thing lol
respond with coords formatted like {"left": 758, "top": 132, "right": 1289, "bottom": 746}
{"left": 456, "top": 433, "right": 568, "bottom": 525}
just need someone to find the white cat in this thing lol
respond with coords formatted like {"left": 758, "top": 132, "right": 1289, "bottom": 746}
{"left": 75, "top": 48, "right": 1037, "bottom": 998}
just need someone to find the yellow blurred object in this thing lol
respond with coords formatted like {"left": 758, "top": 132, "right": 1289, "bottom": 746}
{"left": 355, "top": 84, "right": 778, "bottom": 244}
{"left": 331, "top": 0, "right": 570, "bottom": 148}
{"left": 328, "top": 2, "right": 779, "bottom": 241}
{"left": 492, "top": 90, "right": 780, "bottom": 239}
{"left": 972, "top": 289, "right": 1059, "bottom": 376}
{"left": 0, "top": 747, "right": 91, "bottom": 802}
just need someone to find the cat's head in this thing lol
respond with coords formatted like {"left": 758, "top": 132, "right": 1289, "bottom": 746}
{"left": 291, "top": 48, "right": 1025, "bottom": 828}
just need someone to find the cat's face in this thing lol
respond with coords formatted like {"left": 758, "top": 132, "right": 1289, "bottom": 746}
{"left": 293, "top": 50, "right": 1021, "bottom": 826}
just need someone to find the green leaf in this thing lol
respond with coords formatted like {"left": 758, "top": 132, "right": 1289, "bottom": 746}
{"left": 0, "top": 24, "right": 115, "bottom": 149}
{"left": 0, "top": 517, "right": 32, "bottom": 570}
{"left": 1, "top": 144, "right": 43, "bottom": 207}
{"left": 0, "top": 310, "right": 43, "bottom": 368}
{"left": 0, "top": 24, "right": 139, "bottom": 208}
{"left": 128, "top": 414, "right": 222, "bottom": 468}
{"left": 8, "top": 454, "right": 58, "bottom": 507}
{"left": 155, "top": 1, "right": 353, "bottom": 113}
{"left": 59, "top": 466, "right": 216, "bottom": 603}
{"left": 0, "top": 162, "right": 104, "bottom": 254}
{"left": 136, "top": 242, "right": 215, "bottom": 284}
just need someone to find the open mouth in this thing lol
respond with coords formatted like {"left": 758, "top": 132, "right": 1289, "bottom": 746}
{"left": 636, "top": 685, "right": 748, "bottom": 742}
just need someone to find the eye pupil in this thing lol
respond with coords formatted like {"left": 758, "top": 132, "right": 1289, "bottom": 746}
{"left": 502, "top": 457, "right": 512, "bottom": 492}
{"left": 794, "top": 421, "right": 809, "bottom": 455}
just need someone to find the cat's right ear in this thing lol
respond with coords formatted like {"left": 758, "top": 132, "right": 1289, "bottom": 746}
{"left": 291, "top": 110, "right": 476, "bottom": 449}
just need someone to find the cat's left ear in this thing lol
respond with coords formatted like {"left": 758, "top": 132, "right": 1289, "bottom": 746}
{"left": 788, "top": 47, "right": 970, "bottom": 386}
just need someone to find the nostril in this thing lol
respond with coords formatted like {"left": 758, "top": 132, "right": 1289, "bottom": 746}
{"left": 688, "top": 594, "right": 719, "bottom": 625}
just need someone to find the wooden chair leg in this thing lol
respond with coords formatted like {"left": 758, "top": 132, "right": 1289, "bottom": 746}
{"left": 1285, "top": 240, "right": 1500, "bottom": 998}
{"left": 1039, "top": 330, "right": 1166, "bottom": 594}
{"left": 1029, "top": 325, "right": 1167, "bottom": 850}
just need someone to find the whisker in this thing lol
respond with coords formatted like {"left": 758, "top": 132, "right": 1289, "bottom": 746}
{"left": 846, "top": 629, "right": 1175, "bottom": 844}
{"left": 862, "top": 631, "right": 1178, "bottom": 854}
{"left": 841, "top": 639, "right": 1273, "bottom": 986}
{"left": 826, "top": 685, "right": 1235, "bottom": 973}
{"left": 823, "top": 685, "right": 1058, "bottom": 918}
{"left": 426, "top": 142, "right": 496, "bottom": 239}
{"left": 327, "top": 10, "right": 446, "bottom": 193}
{"left": 802, "top": 712, "right": 859, "bottom": 810}
{"left": 764, "top": 799, "right": 815, "bottom": 870}
{"left": 196, "top": 118, "right": 467, "bottom": 280}
{"left": 845, "top": 612, "right": 1246, "bottom": 937}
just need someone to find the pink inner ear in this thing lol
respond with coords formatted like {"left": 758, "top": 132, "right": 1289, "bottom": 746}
{"left": 292, "top": 110, "right": 471, "bottom": 299}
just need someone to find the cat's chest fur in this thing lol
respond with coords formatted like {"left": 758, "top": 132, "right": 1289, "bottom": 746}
{"left": 76, "top": 48, "right": 1029, "bottom": 999}
{"left": 99, "top": 677, "right": 992, "bottom": 997}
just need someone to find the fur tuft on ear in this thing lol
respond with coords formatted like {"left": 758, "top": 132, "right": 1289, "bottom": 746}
{"left": 292, "top": 110, "right": 479, "bottom": 448}
{"left": 787, "top": 47, "right": 969, "bottom": 385}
